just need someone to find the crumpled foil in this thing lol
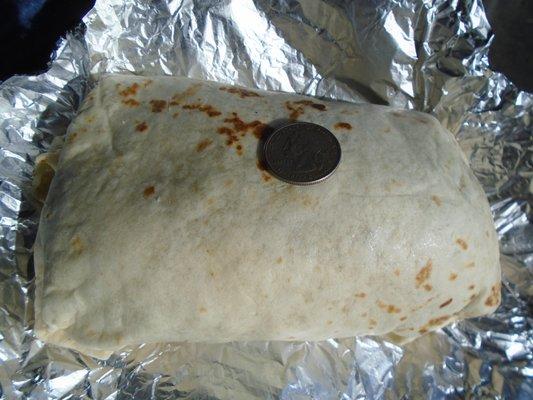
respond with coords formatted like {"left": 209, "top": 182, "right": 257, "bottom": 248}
{"left": 0, "top": 0, "right": 531, "bottom": 398}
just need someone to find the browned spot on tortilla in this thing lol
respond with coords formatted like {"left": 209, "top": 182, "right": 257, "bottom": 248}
{"left": 465, "top": 261, "right": 475, "bottom": 268}
{"left": 169, "top": 84, "right": 202, "bottom": 105}
{"left": 196, "top": 139, "right": 213, "bottom": 152}
{"left": 218, "top": 129, "right": 240, "bottom": 149}
{"left": 262, "top": 173, "right": 272, "bottom": 182}
{"left": 135, "top": 122, "right": 148, "bottom": 132}
{"left": 143, "top": 79, "right": 153, "bottom": 87}
{"left": 428, "top": 315, "right": 450, "bottom": 327}
{"left": 393, "top": 268, "right": 400, "bottom": 277}
{"left": 285, "top": 100, "right": 326, "bottom": 120}
{"left": 85, "top": 115, "right": 95, "bottom": 123}
{"left": 439, "top": 298, "right": 453, "bottom": 308}
{"left": 415, "top": 259, "right": 432, "bottom": 288}
{"left": 182, "top": 103, "right": 221, "bottom": 117}
{"left": 334, "top": 122, "right": 352, "bottom": 130}
{"left": 208, "top": 271, "right": 215, "bottom": 278}
{"left": 71, "top": 235, "right": 84, "bottom": 255}
{"left": 431, "top": 195, "right": 442, "bottom": 206}
{"left": 470, "top": 293, "right": 477, "bottom": 300}
{"left": 295, "top": 100, "right": 326, "bottom": 111}
{"left": 361, "top": 312, "right": 368, "bottom": 317}
{"left": 377, "top": 300, "right": 401, "bottom": 314}
{"left": 224, "top": 179, "right": 233, "bottom": 187}
{"left": 119, "top": 83, "right": 140, "bottom": 97}
{"left": 391, "top": 111, "right": 405, "bottom": 118}
{"left": 484, "top": 284, "right": 501, "bottom": 307}
{"left": 217, "top": 126, "right": 234, "bottom": 137}
{"left": 368, "top": 318, "right": 377, "bottom": 327}
{"left": 399, "top": 316, "right": 407, "bottom": 321}
{"left": 355, "top": 292, "right": 367, "bottom": 298}
{"left": 326, "top": 320, "right": 333, "bottom": 325}
{"left": 423, "top": 284, "right": 433, "bottom": 291}
{"left": 149, "top": 99, "right": 167, "bottom": 113}
{"left": 341, "top": 304, "right": 350, "bottom": 314}
{"left": 419, "top": 328, "right": 428, "bottom": 334}
{"left": 66, "top": 132, "right": 78, "bottom": 144}
{"left": 199, "top": 307, "right": 207, "bottom": 314}
{"left": 288, "top": 336, "right": 296, "bottom": 339}
{"left": 468, "top": 284, "right": 475, "bottom": 290}
{"left": 143, "top": 186, "right": 155, "bottom": 198}
{"left": 456, "top": 238, "right": 468, "bottom": 250}
{"left": 485, "top": 230, "right": 490, "bottom": 238}
{"left": 256, "top": 159, "right": 267, "bottom": 171}
{"left": 172, "top": 112, "right": 180, "bottom": 118}
{"left": 122, "top": 98, "right": 140, "bottom": 107}
{"left": 252, "top": 123, "right": 269, "bottom": 139}
{"left": 206, "top": 198, "right": 215, "bottom": 205}
{"left": 276, "top": 257, "right": 283, "bottom": 264}
{"left": 45, "top": 211, "right": 53, "bottom": 219}
{"left": 223, "top": 112, "right": 265, "bottom": 137}
{"left": 236, "top": 144, "right": 243, "bottom": 155}
{"left": 219, "top": 86, "right": 262, "bottom": 98}
{"left": 449, "top": 273, "right": 458, "bottom": 281}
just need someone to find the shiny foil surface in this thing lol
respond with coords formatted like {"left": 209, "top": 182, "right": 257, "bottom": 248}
{"left": 0, "top": 0, "right": 531, "bottom": 398}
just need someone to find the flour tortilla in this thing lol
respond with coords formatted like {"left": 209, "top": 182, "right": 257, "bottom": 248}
{"left": 34, "top": 74, "right": 501, "bottom": 358}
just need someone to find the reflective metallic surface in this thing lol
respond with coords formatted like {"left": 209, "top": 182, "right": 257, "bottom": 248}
{"left": 264, "top": 122, "right": 341, "bottom": 185}
{"left": 0, "top": 0, "right": 531, "bottom": 398}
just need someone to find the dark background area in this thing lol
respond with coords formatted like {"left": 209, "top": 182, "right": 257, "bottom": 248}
{"left": 0, "top": 0, "right": 531, "bottom": 92}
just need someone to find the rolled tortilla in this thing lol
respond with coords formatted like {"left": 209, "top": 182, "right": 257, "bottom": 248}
{"left": 34, "top": 74, "right": 501, "bottom": 357}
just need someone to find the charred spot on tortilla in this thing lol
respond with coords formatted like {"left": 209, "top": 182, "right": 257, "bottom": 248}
{"left": 377, "top": 300, "right": 401, "bottom": 314}
{"left": 182, "top": 103, "right": 221, "bottom": 117}
{"left": 149, "top": 100, "right": 167, "bottom": 113}
{"left": 118, "top": 82, "right": 140, "bottom": 97}
{"left": 219, "top": 87, "right": 261, "bottom": 98}
{"left": 223, "top": 113, "right": 264, "bottom": 137}
{"left": 334, "top": 122, "right": 352, "bottom": 130}
{"left": 285, "top": 100, "right": 326, "bottom": 120}
{"left": 196, "top": 139, "right": 213, "bottom": 152}
{"left": 415, "top": 259, "right": 432, "bottom": 288}
{"left": 143, "top": 186, "right": 155, "bottom": 198}
{"left": 484, "top": 284, "right": 500, "bottom": 307}
{"left": 122, "top": 98, "right": 140, "bottom": 107}
{"left": 455, "top": 238, "right": 468, "bottom": 250}
{"left": 135, "top": 122, "right": 148, "bottom": 132}
{"left": 439, "top": 298, "right": 453, "bottom": 308}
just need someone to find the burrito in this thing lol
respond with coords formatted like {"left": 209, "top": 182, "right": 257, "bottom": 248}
{"left": 34, "top": 74, "right": 501, "bottom": 358}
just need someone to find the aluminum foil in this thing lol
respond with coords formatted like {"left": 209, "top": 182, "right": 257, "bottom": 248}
{"left": 0, "top": 0, "right": 531, "bottom": 398}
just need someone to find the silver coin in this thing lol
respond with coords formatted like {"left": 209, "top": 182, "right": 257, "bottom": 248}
{"left": 263, "top": 122, "right": 341, "bottom": 185}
